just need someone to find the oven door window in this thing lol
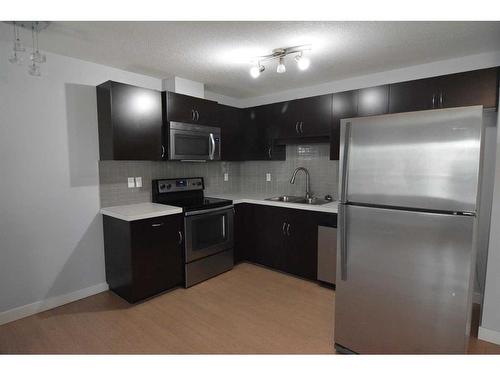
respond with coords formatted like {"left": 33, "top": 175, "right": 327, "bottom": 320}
{"left": 175, "top": 134, "right": 209, "bottom": 156}
{"left": 185, "top": 209, "right": 234, "bottom": 262}
{"left": 191, "top": 212, "right": 227, "bottom": 250}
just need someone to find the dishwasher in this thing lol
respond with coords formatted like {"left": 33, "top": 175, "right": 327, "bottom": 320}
{"left": 317, "top": 225, "right": 337, "bottom": 285}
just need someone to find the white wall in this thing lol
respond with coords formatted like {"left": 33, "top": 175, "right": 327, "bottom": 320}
{"left": 0, "top": 40, "right": 161, "bottom": 323}
{"left": 480, "top": 103, "right": 500, "bottom": 345}
{"left": 162, "top": 76, "right": 205, "bottom": 98}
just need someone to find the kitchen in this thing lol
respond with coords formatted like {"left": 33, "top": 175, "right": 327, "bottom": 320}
{"left": 2, "top": 7, "right": 500, "bottom": 372}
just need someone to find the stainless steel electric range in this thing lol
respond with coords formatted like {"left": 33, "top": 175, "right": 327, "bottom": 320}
{"left": 152, "top": 177, "right": 234, "bottom": 287}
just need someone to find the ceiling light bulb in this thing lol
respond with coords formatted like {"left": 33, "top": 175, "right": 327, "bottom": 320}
{"left": 297, "top": 56, "right": 310, "bottom": 71}
{"left": 250, "top": 64, "right": 264, "bottom": 79}
{"left": 277, "top": 58, "right": 286, "bottom": 74}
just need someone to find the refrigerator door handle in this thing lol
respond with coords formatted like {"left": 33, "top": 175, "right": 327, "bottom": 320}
{"left": 340, "top": 122, "right": 351, "bottom": 203}
{"left": 340, "top": 204, "right": 348, "bottom": 281}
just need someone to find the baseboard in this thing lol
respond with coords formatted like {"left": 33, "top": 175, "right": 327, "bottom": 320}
{"left": 478, "top": 326, "right": 500, "bottom": 345}
{"left": 0, "top": 282, "right": 109, "bottom": 326}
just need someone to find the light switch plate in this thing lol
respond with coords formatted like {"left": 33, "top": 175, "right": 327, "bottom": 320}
{"left": 127, "top": 177, "right": 135, "bottom": 188}
{"left": 224, "top": 173, "right": 229, "bottom": 181}
{"left": 266, "top": 173, "right": 272, "bottom": 182}
{"left": 135, "top": 177, "right": 143, "bottom": 188}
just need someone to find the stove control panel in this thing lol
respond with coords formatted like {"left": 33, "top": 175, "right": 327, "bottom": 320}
{"left": 156, "top": 177, "right": 204, "bottom": 193}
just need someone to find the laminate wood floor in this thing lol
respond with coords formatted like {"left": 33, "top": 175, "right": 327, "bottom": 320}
{"left": 0, "top": 262, "right": 498, "bottom": 354}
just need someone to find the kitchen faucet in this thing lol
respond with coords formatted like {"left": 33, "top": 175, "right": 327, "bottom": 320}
{"left": 290, "top": 167, "right": 311, "bottom": 199}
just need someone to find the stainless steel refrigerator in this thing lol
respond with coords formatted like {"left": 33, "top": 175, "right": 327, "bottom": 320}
{"left": 334, "top": 106, "right": 485, "bottom": 354}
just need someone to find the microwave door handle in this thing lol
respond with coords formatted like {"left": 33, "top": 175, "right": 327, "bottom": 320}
{"left": 222, "top": 215, "right": 226, "bottom": 238}
{"left": 209, "top": 133, "right": 215, "bottom": 160}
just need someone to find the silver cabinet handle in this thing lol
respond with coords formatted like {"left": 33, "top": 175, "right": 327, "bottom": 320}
{"left": 432, "top": 93, "right": 436, "bottom": 108}
{"left": 295, "top": 122, "right": 299, "bottom": 134}
{"left": 152, "top": 223, "right": 164, "bottom": 227}
{"left": 268, "top": 146, "right": 272, "bottom": 159}
{"left": 282, "top": 222, "right": 287, "bottom": 236}
{"left": 286, "top": 223, "right": 291, "bottom": 237}
{"left": 340, "top": 122, "right": 351, "bottom": 203}
{"left": 161, "top": 145, "right": 165, "bottom": 159}
{"left": 299, "top": 121, "right": 303, "bottom": 134}
{"left": 439, "top": 91, "right": 443, "bottom": 107}
{"left": 191, "top": 109, "right": 196, "bottom": 121}
{"left": 340, "top": 204, "right": 348, "bottom": 281}
{"left": 195, "top": 110, "right": 200, "bottom": 122}
{"left": 178, "top": 230, "right": 183, "bottom": 245}
{"left": 209, "top": 133, "right": 215, "bottom": 160}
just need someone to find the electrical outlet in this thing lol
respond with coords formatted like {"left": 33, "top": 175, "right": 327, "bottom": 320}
{"left": 224, "top": 173, "right": 229, "bottom": 181}
{"left": 127, "top": 177, "right": 135, "bottom": 188}
{"left": 266, "top": 173, "right": 272, "bottom": 182}
{"left": 135, "top": 177, "right": 143, "bottom": 188}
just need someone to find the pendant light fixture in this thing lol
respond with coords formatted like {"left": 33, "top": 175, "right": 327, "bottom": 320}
{"left": 4, "top": 21, "right": 49, "bottom": 76}
{"left": 249, "top": 45, "right": 311, "bottom": 78}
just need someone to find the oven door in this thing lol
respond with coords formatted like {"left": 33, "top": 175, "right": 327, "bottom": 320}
{"left": 184, "top": 206, "right": 234, "bottom": 262}
{"left": 169, "top": 122, "right": 221, "bottom": 161}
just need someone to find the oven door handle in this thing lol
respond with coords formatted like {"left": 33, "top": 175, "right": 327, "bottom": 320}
{"left": 184, "top": 205, "right": 234, "bottom": 217}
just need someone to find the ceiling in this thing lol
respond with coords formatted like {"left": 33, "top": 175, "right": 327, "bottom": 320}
{"left": 1, "top": 21, "right": 500, "bottom": 98}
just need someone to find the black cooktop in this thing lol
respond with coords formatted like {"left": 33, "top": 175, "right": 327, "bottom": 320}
{"left": 152, "top": 177, "right": 232, "bottom": 213}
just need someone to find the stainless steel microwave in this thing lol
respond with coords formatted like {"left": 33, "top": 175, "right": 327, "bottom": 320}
{"left": 168, "top": 121, "right": 221, "bottom": 161}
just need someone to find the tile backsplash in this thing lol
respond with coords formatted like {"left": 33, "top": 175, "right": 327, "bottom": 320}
{"left": 99, "top": 143, "right": 338, "bottom": 207}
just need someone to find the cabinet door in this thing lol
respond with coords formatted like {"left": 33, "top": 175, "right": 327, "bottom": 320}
{"left": 253, "top": 205, "right": 287, "bottom": 271}
{"left": 268, "top": 101, "right": 299, "bottom": 139}
{"left": 285, "top": 210, "right": 318, "bottom": 280}
{"left": 234, "top": 204, "right": 254, "bottom": 263}
{"left": 167, "top": 92, "right": 218, "bottom": 125}
{"left": 131, "top": 214, "right": 183, "bottom": 302}
{"left": 240, "top": 106, "right": 285, "bottom": 160}
{"left": 218, "top": 104, "right": 243, "bottom": 161}
{"left": 97, "top": 81, "right": 163, "bottom": 161}
{"left": 330, "top": 90, "right": 358, "bottom": 160}
{"left": 438, "top": 68, "right": 499, "bottom": 109}
{"left": 299, "top": 94, "right": 333, "bottom": 137}
{"left": 358, "top": 85, "right": 389, "bottom": 117}
{"left": 388, "top": 77, "right": 438, "bottom": 113}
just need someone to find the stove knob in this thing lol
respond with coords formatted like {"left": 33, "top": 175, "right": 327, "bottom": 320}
{"left": 197, "top": 182, "right": 202, "bottom": 186}
{"left": 160, "top": 184, "right": 165, "bottom": 190}
{"left": 166, "top": 184, "right": 172, "bottom": 189}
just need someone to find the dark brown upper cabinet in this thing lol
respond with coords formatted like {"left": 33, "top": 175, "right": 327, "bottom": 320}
{"left": 218, "top": 104, "right": 243, "bottom": 161}
{"left": 389, "top": 67, "right": 499, "bottom": 113}
{"left": 330, "top": 90, "right": 358, "bottom": 160}
{"left": 388, "top": 77, "right": 438, "bottom": 113}
{"left": 357, "top": 85, "right": 390, "bottom": 117}
{"left": 436, "top": 68, "right": 499, "bottom": 109}
{"left": 298, "top": 94, "right": 334, "bottom": 137}
{"left": 271, "top": 94, "right": 333, "bottom": 139}
{"left": 97, "top": 81, "right": 163, "bottom": 160}
{"left": 239, "top": 105, "right": 285, "bottom": 161}
{"left": 166, "top": 91, "right": 219, "bottom": 126}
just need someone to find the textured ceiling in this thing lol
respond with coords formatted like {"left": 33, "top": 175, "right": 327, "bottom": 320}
{"left": 1, "top": 21, "right": 500, "bottom": 98}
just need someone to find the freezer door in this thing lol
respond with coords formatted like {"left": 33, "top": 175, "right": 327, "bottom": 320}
{"left": 339, "top": 106, "right": 483, "bottom": 212}
{"left": 334, "top": 204, "right": 475, "bottom": 354}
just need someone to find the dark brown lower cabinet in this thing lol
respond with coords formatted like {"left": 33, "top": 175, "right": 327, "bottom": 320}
{"left": 103, "top": 214, "right": 184, "bottom": 303}
{"left": 234, "top": 204, "right": 336, "bottom": 281}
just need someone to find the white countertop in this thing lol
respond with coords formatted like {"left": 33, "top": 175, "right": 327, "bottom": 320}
{"left": 100, "top": 194, "right": 337, "bottom": 221}
{"left": 100, "top": 202, "right": 183, "bottom": 221}
{"left": 209, "top": 193, "right": 338, "bottom": 214}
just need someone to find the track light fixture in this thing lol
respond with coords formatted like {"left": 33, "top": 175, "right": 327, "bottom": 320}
{"left": 249, "top": 45, "right": 311, "bottom": 78}
{"left": 250, "top": 63, "right": 265, "bottom": 78}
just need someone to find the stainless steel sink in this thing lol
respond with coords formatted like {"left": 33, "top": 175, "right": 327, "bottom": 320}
{"left": 265, "top": 195, "right": 331, "bottom": 205}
